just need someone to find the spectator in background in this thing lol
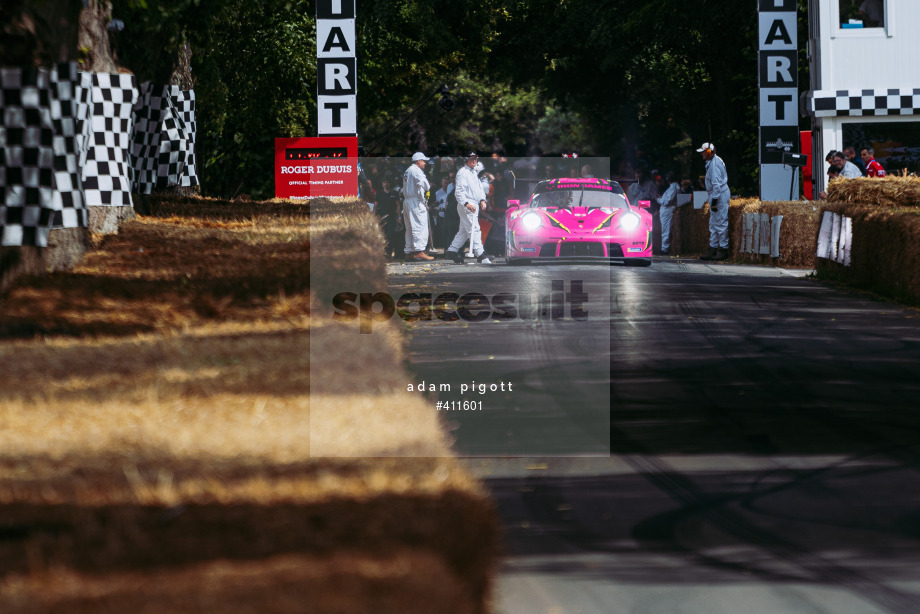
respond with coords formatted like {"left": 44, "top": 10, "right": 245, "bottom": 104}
{"left": 627, "top": 166, "right": 658, "bottom": 205}
{"left": 433, "top": 175, "right": 454, "bottom": 249}
{"left": 818, "top": 166, "right": 840, "bottom": 200}
{"left": 542, "top": 162, "right": 557, "bottom": 181}
{"left": 490, "top": 150, "right": 509, "bottom": 174}
{"left": 490, "top": 168, "right": 512, "bottom": 211}
{"left": 825, "top": 150, "right": 839, "bottom": 172}
{"left": 375, "top": 178, "right": 401, "bottom": 258}
{"left": 485, "top": 169, "right": 510, "bottom": 257}
{"left": 861, "top": 147, "right": 887, "bottom": 177}
{"left": 434, "top": 143, "right": 455, "bottom": 176}
{"left": 362, "top": 177, "right": 377, "bottom": 213}
{"left": 365, "top": 162, "right": 384, "bottom": 194}
{"left": 579, "top": 164, "right": 595, "bottom": 179}
{"left": 475, "top": 161, "right": 494, "bottom": 207}
{"left": 833, "top": 151, "right": 862, "bottom": 178}
{"left": 844, "top": 146, "right": 867, "bottom": 176}
{"left": 858, "top": 0, "right": 884, "bottom": 27}
{"left": 655, "top": 171, "right": 684, "bottom": 256}
{"left": 444, "top": 169, "right": 460, "bottom": 244}
{"left": 617, "top": 159, "right": 636, "bottom": 181}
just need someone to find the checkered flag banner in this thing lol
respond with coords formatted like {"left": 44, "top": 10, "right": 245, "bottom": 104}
{"left": 1, "top": 62, "right": 87, "bottom": 247}
{"left": 78, "top": 72, "right": 139, "bottom": 209}
{"left": 131, "top": 84, "right": 198, "bottom": 194}
{"left": 808, "top": 88, "right": 920, "bottom": 118}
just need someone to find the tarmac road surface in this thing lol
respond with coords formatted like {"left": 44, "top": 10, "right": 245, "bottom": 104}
{"left": 388, "top": 256, "right": 920, "bottom": 614}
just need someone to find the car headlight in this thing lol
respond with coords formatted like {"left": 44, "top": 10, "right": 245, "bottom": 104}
{"left": 620, "top": 212, "right": 640, "bottom": 231}
{"left": 521, "top": 211, "right": 543, "bottom": 230}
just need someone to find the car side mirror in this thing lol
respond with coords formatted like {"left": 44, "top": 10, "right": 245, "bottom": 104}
{"left": 506, "top": 199, "right": 520, "bottom": 213}
{"left": 637, "top": 200, "right": 651, "bottom": 209}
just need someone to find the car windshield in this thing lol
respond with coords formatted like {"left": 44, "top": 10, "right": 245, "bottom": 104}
{"left": 531, "top": 189, "right": 624, "bottom": 209}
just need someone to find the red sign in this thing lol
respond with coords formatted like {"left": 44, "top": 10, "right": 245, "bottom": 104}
{"left": 274, "top": 136, "right": 359, "bottom": 199}
{"left": 800, "top": 130, "right": 813, "bottom": 200}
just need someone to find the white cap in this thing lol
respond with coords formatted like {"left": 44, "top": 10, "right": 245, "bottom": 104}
{"left": 696, "top": 142, "right": 715, "bottom": 153}
{"left": 411, "top": 152, "right": 430, "bottom": 162}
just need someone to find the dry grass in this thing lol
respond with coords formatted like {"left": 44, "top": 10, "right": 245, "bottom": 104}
{"left": 0, "top": 550, "right": 479, "bottom": 614}
{"left": 0, "top": 195, "right": 499, "bottom": 613}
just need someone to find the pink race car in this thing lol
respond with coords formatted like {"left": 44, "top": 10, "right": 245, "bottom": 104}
{"left": 505, "top": 178, "right": 653, "bottom": 266}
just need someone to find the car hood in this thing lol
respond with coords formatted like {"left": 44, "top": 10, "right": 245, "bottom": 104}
{"left": 524, "top": 205, "right": 631, "bottom": 234}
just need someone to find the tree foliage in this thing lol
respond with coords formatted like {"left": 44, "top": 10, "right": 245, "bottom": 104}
{"left": 108, "top": 0, "right": 811, "bottom": 197}
{"left": 193, "top": 0, "right": 316, "bottom": 198}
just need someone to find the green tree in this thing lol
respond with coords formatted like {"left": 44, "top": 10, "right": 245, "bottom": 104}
{"left": 488, "top": 0, "right": 811, "bottom": 194}
{"left": 193, "top": 0, "right": 316, "bottom": 198}
{"left": 108, "top": 0, "right": 812, "bottom": 197}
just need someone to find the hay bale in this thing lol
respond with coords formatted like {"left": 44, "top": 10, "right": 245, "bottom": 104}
{"left": 670, "top": 201, "right": 711, "bottom": 256}
{"left": 816, "top": 202, "right": 920, "bottom": 305}
{"left": 0, "top": 194, "right": 500, "bottom": 613}
{"left": 667, "top": 198, "right": 820, "bottom": 267}
{"left": 815, "top": 177, "right": 920, "bottom": 304}
{"left": 728, "top": 198, "right": 822, "bottom": 268}
{"left": 0, "top": 550, "right": 478, "bottom": 614}
{"left": 827, "top": 175, "right": 920, "bottom": 208}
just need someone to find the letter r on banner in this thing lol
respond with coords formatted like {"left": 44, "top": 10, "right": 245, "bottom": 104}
{"left": 317, "top": 58, "right": 356, "bottom": 95}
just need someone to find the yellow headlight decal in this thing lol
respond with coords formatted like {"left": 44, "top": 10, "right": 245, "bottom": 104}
{"left": 544, "top": 212, "right": 572, "bottom": 234}
{"left": 591, "top": 213, "right": 616, "bottom": 234}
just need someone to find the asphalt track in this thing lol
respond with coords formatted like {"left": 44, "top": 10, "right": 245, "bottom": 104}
{"left": 387, "top": 256, "right": 920, "bottom": 614}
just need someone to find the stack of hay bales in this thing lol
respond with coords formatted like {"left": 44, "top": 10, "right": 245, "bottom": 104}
{"left": 669, "top": 197, "right": 821, "bottom": 268}
{"left": 817, "top": 175, "right": 920, "bottom": 305}
{"left": 0, "top": 196, "right": 500, "bottom": 613}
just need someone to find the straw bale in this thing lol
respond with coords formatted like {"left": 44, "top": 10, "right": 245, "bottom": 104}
{"left": 826, "top": 175, "right": 920, "bottom": 208}
{"left": 667, "top": 198, "right": 820, "bottom": 267}
{"left": 816, "top": 202, "right": 920, "bottom": 305}
{"left": 0, "top": 550, "right": 479, "bottom": 614}
{"left": 816, "top": 176, "right": 920, "bottom": 304}
{"left": 669, "top": 201, "right": 711, "bottom": 256}
{"left": 0, "top": 194, "right": 500, "bottom": 613}
{"left": 728, "top": 198, "right": 822, "bottom": 268}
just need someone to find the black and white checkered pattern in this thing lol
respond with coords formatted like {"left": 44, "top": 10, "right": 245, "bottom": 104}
{"left": 131, "top": 84, "right": 198, "bottom": 194}
{"left": 1, "top": 65, "right": 206, "bottom": 245}
{"left": 79, "top": 72, "right": 139, "bottom": 207}
{"left": 809, "top": 88, "right": 920, "bottom": 118}
{"left": 49, "top": 64, "right": 91, "bottom": 229}
{"left": 1, "top": 63, "right": 85, "bottom": 247}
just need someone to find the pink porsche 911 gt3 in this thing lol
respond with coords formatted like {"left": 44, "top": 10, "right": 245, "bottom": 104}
{"left": 505, "top": 178, "right": 653, "bottom": 266}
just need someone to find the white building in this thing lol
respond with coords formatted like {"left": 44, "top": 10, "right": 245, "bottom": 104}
{"left": 806, "top": 0, "right": 920, "bottom": 193}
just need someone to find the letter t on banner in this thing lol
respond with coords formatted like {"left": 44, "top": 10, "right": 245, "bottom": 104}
{"left": 316, "top": 0, "right": 357, "bottom": 136}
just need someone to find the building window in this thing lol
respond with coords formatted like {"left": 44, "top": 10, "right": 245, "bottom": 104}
{"left": 839, "top": 0, "right": 885, "bottom": 29}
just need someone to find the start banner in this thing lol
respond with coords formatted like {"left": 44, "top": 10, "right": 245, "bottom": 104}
{"left": 274, "top": 136, "right": 359, "bottom": 199}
